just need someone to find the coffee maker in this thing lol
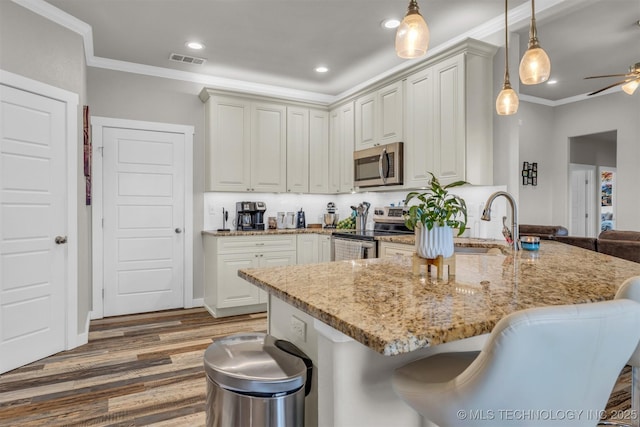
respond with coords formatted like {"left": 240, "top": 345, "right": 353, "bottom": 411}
{"left": 236, "top": 201, "right": 266, "bottom": 231}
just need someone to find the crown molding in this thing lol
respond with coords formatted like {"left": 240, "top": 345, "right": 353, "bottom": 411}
{"left": 15, "top": 0, "right": 592, "bottom": 107}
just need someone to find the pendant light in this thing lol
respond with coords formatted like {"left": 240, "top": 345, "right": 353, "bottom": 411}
{"left": 519, "top": 0, "right": 551, "bottom": 84}
{"left": 395, "top": 0, "right": 430, "bottom": 59}
{"left": 496, "top": 0, "right": 519, "bottom": 115}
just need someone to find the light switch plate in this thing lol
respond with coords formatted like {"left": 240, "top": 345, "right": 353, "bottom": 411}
{"left": 290, "top": 315, "right": 307, "bottom": 342}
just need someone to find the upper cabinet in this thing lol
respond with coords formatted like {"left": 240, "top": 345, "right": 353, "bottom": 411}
{"left": 404, "top": 41, "right": 496, "bottom": 187}
{"left": 354, "top": 81, "right": 403, "bottom": 151}
{"left": 308, "top": 108, "right": 330, "bottom": 194}
{"left": 203, "top": 93, "right": 286, "bottom": 192}
{"left": 329, "top": 101, "right": 355, "bottom": 193}
{"left": 286, "top": 106, "right": 310, "bottom": 193}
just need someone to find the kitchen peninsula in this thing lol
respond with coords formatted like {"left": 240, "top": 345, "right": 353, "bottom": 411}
{"left": 238, "top": 241, "right": 640, "bottom": 427}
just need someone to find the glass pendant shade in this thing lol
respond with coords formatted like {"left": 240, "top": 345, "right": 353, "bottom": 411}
{"left": 519, "top": 47, "right": 551, "bottom": 84}
{"left": 622, "top": 79, "right": 639, "bottom": 95}
{"left": 496, "top": 85, "right": 519, "bottom": 115}
{"left": 395, "top": 1, "right": 430, "bottom": 59}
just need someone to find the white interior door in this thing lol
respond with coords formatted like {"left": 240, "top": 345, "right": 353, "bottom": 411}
{"left": 569, "top": 164, "right": 596, "bottom": 237}
{"left": 0, "top": 84, "right": 67, "bottom": 373}
{"left": 103, "top": 127, "right": 185, "bottom": 316}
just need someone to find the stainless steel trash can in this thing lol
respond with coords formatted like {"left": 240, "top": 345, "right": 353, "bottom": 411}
{"left": 204, "top": 332, "right": 312, "bottom": 427}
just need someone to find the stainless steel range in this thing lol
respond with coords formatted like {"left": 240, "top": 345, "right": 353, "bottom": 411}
{"left": 331, "top": 206, "right": 412, "bottom": 260}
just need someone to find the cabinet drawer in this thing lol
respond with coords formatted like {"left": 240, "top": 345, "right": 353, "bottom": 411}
{"left": 216, "top": 235, "right": 297, "bottom": 253}
{"left": 379, "top": 242, "right": 415, "bottom": 258}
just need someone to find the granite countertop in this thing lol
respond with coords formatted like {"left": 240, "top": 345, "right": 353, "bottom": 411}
{"left": 238, "top": 241, "right": 640, "bottom": 356}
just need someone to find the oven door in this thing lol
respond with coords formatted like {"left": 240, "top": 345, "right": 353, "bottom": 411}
{"left": 331, "top": 236, "right": 377, "bottom": 261}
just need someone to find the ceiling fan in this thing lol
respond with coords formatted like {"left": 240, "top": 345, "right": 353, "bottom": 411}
{"left": 585, "top": 62, "right": 640, "bottom": 96}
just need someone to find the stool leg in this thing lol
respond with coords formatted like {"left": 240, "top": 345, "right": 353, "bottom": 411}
{"left": 632, "top": 366, "right": 639, "bottom": 427}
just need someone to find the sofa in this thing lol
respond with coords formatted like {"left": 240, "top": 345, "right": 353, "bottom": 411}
{"left": 519, "top": 225, "right": 640, "bottom": 263}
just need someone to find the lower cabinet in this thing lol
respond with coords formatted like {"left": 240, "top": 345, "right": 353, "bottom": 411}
{"left": 297, "top": 234, "right": 319, "bottom": 265}
{"left": 378, "top": 241, "right": 415, "bottom": 258}
{"left": 319, "top": 235, "right": 332, "bottom": 262}
{"left": 204, "top": 235, "right": 297, "bottom": 317}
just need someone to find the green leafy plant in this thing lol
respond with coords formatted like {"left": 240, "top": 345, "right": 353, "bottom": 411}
{"left": 404, "top": 173, "right": 468, "bottom": 236}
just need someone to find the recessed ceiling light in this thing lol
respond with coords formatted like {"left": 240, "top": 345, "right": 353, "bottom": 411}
{"left": 315, "top": 66, "right": 329, "bottom": 73}
{"left": 547, "top": 79, "right": 558, "bottom": 85}
{"left": 381, "top": 18, "right": 400, "bottom": 29}
{"left": 186, "top": 41, "right": 205, "bottom": 50}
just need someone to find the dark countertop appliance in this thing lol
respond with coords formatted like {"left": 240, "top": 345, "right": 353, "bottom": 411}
{"left": 236, "top": 201, "right": 266, "bottom": 231}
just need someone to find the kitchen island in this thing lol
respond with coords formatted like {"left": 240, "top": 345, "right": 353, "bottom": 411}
{"left": 238, "top": 241, "right": 640, "bottom": 427}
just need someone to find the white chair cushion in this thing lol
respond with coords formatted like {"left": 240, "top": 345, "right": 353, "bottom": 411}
{"left": 392, "top": 299, "right": 640, "bottom": 427}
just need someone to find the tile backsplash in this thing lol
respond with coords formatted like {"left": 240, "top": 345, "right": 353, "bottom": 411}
{"left": 204, "top": 185, "right": 509, "bottom": 240}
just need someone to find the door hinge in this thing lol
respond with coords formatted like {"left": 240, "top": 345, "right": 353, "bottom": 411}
{"left": 102, "top": 288, "right": 104, "bottom": 299}
{"left": 102, "top": 218, "right": 104, "bottom": 228}
{"left": 97, "top": 146, "right": 104, "bottom": 156}
{"left": 585, "top": 213, "right": 589, "bottom": 218}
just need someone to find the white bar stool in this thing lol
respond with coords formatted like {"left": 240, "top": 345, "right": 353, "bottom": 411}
{"left": 600, "top": 276, "right": 640, "bottom": 427}
{"left": 392, "top": 299, "right": 640, "bottom": 426}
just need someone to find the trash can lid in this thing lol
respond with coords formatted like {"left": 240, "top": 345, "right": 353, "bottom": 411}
{"left": 204, "top": 332, "right": 307, "bottom": 395}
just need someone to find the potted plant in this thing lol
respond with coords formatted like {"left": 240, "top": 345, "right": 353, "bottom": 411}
{"left": 404, "top": 173, "right": 468, "bottom": 259}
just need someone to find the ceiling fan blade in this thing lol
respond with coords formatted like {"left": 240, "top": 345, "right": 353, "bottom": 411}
{"left": 584, "top": 73, "right": 632, "bottom": 79}
{"left": 587, "top": 78, "right": 635, "bottom": 96}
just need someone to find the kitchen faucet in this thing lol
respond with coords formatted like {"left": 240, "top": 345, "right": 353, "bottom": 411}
{"left": 481, "top": 191, "right": 519, "bottom": 251}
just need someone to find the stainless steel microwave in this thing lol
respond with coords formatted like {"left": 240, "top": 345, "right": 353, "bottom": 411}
{"left": 353, "top": 142, "right": 403, "bottom": 187}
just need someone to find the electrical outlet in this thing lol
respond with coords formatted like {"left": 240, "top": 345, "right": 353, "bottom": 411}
{"left": 290, "top": 315, "right": 307, "bottom": 342}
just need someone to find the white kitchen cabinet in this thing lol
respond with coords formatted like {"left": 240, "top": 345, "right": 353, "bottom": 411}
{"left": 379, "top": 241, "right": 415, "bottom": 258}
{"left": 250, "top": 102, "right": 287, "bottom": 192}
{"left": 329, "top": 101, "right": 355, "bottom": 193}
{"left": 204, "top": 235, "right": 297, "bottom": 317}
{"left": 404, "top": 67, "right": 435, "bottom": 188}
{"left": 203, "top": 95, "right": 251, "bottom": 191}
{"left": 297, "top": 234, "right": 319, "bottom": 264}
{"left": 287, "top": 106, "right": 310, "bottom": 193}
{"left": 403, "top": 42, "right": 495, "bottom": 188}
{"left": 319, "top": 235, "right": 332, "bottom": 262}
{"left": 202, "top": 92, "right": 287, "bottom": 192}
{"left": 308, "top": 108, "right": 329, "bottom": 194}
{"left": 354, "top": 80, "right": 403, "bottom": 151}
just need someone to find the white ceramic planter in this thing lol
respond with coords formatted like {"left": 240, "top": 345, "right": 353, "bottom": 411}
{"left": 415, "top": 224, "right": 454, "bottom": 259}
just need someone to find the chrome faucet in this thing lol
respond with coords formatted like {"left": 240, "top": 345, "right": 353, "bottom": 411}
{"left": 481, "top": 191, "right": 519, "bottom": 251}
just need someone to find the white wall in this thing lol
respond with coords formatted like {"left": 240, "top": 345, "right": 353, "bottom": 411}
{"left": 204, "top": 185, "right": 508, "bottom": 240}
{"left": 86, "top": 68, "right": 207, "bottom": 299}
{"left": 0, "top": 1, "right": 91, "bottom": 333}
{"left": 551, "top": 93, "right": 639, "bottom": 230}
{"left": 517, "top": 101, "right": 555, "bottom": 225}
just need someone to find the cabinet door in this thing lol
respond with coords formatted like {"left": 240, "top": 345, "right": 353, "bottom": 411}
{"left": 379, "top": 242, "right": 415, "bottom": 258}
{"left": 354, "top": 92, "right": 376, "bottom": 151}
{"left": 258, "top": 251, "right": 297, "bottom": 302}
{"left": 297, "top": 234, "right": 319, "bottom": 264}
{"left": 329, "top": 107, "right": 342, "bottom": 193}
{"left": 319, "top": 235, "right": 332, "bottom": 262}
{"left": 339, "top": 102, "right": 355, "bottom": 193}
{"left": 251, "top": 102, "right": 287, "bottom": 192}
{"left": 216, "top": 253, "right": 261, "bottom": 308}
{"left": 378, "top": 81, "right": 404, "bottom": 145}
{"left": 404, "top": 68, "right": 435, "bottom": 188}
{"left": 286, "top": 107, "right": 310, "bottom": 193}
{"left": 433, "top": 54, "right": 465, "bottom": 185}
{"left": 205, "top": 96, "right": 251, "bottom": 191}
{"left": 309, "top": 109, "right": 329, "bottom": 194}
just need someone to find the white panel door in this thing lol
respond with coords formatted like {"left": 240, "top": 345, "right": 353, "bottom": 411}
{"left": 103, "top": 127, "right": 184, "bottom": 316}
{"left": 0, "top": 85, "right": 66, "bottom": 373}
{"left": 569, "top": 165, "right": 596, "bottom": 237}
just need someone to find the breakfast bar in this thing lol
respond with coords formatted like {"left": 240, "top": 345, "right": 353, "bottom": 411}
{"left": 238, "top": 241, "right": 640, "bottom": 427}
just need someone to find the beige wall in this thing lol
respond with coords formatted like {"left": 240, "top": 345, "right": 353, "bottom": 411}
{"left": 0, "top": 1, "right": 91, "bottom": 332}
{"left": 87, "top": 68, "right": 206, "bottom": 299}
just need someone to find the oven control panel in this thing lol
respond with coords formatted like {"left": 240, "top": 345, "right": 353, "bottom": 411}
{"left": 373, "top": 206, "right": 409, "bottom": 223}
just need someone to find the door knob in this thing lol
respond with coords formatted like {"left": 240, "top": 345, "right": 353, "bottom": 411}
{"left": 55, "top": 235, "right": 67, "bottom": 244}
{"left": 175, "top": 228, "right": 183, "bottom": 234}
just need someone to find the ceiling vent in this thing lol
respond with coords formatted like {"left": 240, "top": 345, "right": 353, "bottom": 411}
{"left": 169, "top": 53, "right": 206, "bottom": 65}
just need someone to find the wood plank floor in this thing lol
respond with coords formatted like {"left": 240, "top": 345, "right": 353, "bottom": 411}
{"left": 0, "top": 308, "right": 633, "bottom": 426}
